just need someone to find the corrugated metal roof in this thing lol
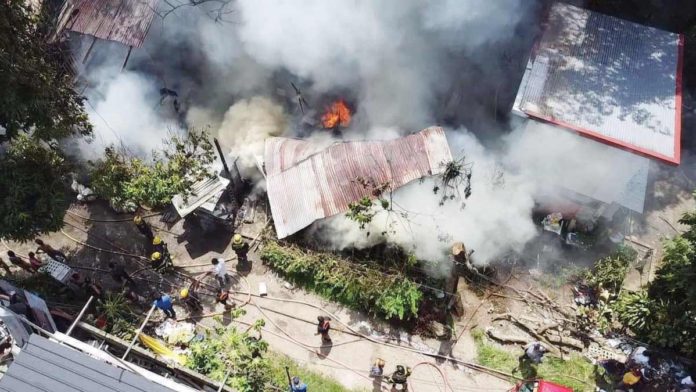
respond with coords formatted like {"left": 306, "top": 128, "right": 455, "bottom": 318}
{"left": 57, "top": 0, "right": 158, "bottom": 48}
{"left": 172, "top": 175, "right": 230, "bottom": 218}
{"left": 0, "top": 334, "right": 176, "bottom": 392}
{"left": 265, "top": 127, "right": 453, "bottom": 238}
{"left": 513, "top": 2, "right": 683, "bottom": 164}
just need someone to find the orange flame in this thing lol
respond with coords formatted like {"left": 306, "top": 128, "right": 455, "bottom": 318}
{"left": 321, "top": 100, "right": 351, "bottom": 129}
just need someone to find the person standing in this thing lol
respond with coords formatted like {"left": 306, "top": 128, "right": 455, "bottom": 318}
{"left": 209, "top": 258, "right": 230, "bottom": 288}
{"left": 133, "top": 215, "right": 154, "bottom": 241}
{"left": 290, "top": 376, "right": 307, "bottom": 392}
{"left": 6, "top": 251, "right": 33, "bottom": 273}
{"left": 0, "top": 257, "right": 12, "bottom": 276}
{"left": 150, "top": 252, "right": 172, "bottom": 273}
{"left": 152, "top": 236, "right": 168, "bottom": 256}
{"left": 316, "top": 316, "right": 332, "bottom": 344}
{"left": 27, "top": 252, "right": 43, "bottom": 271}
{"left": 520, "top": 341, "right": 548, "bottom": 364}
{"left": 215, "top": 288, "right": 234, "bottom": 311}
{"left": 370, "top": 358, "right": 386, "bottom": 377}
{"left": 388, "top": 365, "right": 412, "bottom": 391}
{"left": 153, "top": 294, "right": 176, "bottom": 319}
{"left": 34, "top": 239, "right": 67, "bottom": 261}
{"left": 81, "top": 277, "right": 104, "bottom": 301}
{"left": 231, "top": 234, "right": 250, "bottom": 265}
{"left": 108, "top": 262, "right": 135, "bottom": 286}
{"left": 179, "top": 278, "right": 203, "bottom": 312}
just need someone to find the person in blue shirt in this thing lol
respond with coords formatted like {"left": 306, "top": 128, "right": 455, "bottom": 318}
{"left": 290, "top": 376, "right": 307, "bottom": 392}
{"left": 153, "top": 294, "right": 176, "bottom": 319}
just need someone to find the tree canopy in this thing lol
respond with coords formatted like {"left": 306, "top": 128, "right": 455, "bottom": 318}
{"left": 0, "top": 135, "right": 70, "bottom": 241}
{"left": 0, "top": 0, "right": 92, "bottom": 141}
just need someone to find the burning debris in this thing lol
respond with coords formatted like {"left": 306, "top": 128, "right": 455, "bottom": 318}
{"left": 321, "top": 99, "right": 352, "bottom": 129}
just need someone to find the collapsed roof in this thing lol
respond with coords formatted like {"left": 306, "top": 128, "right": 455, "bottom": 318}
{"left": 265, "top": 127, "right": 453, "bottom": 238}
{"left": 55, "top": 0, "right": 158, "bottom": 48}
{"left": 513, "top": 2, "right": 683, "bottom": 164}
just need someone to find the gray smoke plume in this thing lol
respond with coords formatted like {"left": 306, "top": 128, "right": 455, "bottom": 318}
{"left": 75, "top": 0, "right": 645, "bottom": 271}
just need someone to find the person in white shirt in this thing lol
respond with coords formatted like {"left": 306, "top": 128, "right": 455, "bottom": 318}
{"left": 209, "top": 258, "right": 230, "bottom": 288}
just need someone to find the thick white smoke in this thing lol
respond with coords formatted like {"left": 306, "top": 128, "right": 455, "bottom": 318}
{"left": 235, "top": 0, "right": 531, "bottom": 130}
{"left": 309, "top": 129, "right": 538, "bottom": 269}
{"left": 75, "top": 0, "right": 618, "bottom": 273}
{"left": 78, "top": 70, "right": 181, "bottom": 160}
{"left": 310, "top": 122, "right": 648, "bottom": 269}
{"left": 215, "top": 96, "right": 288, "bottom": 176}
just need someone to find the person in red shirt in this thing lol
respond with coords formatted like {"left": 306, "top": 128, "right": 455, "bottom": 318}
{"left": 316, "top": 316, "right": 332, "bottom": 344}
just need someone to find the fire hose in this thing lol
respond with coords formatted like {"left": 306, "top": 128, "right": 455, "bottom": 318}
{"left": 47, "top": 217, "right": 522, "bottom": 388}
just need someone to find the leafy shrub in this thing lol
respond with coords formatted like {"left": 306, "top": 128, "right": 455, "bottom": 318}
{"left": 90, "top": 129, "right": 215, "bottom": 210}
{"left": 186, "top": 313, "right": 270, "bottom": 392}
{"left": 612, "top": 234, "right": 696, "bottom": 358}
{"left": 584, "top": 245, "right": 636, "bottom": 293}
{"left": 96, "top": 292, "right": 138, "bottom": 339}
{"left": 261, "top": 241, "right": 423, "bottom": 320}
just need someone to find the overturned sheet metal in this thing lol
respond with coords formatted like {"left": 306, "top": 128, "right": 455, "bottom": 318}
{"left": 56, "top": 0, "right": 158, "bottom": 48}
{"left": 265, "top": 127, "right": 452, "bottom": 238}
{"left": 172, "top": 175, "right": 230, "bottom": 218}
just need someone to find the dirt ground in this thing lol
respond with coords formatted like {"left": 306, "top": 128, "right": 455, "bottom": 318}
{"left": 1, "top": 157, "right": 693, "bottom": 392}
{"left": 2, "top": 201, "right": 512, "bottom": 392}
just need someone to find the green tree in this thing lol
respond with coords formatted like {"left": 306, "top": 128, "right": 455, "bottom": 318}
{"left": 90, "top": 129, "right": 216, "bottom": 210}
{"left": 0, "top": 135, "right": 70, "bottom": 241}
{"left": 0, "top": 0, "right": 92, "bottom": 141}
{"left": 614, "top": 203, "right": 696, "bottom": 358}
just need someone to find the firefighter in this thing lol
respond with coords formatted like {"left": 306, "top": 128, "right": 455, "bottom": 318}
{"left": 152, "top": 236, "right": 168, "bottom": 255}
{"left": 231, "top": 234, "right": 250, "bottom": 265}
{"left": 388, "top": 365, "right": 412, "bottom": 391}
{"left": 179, "top": 279, "right": 203, "bottom": 312}
{"left": 151, "top": 252, "right": 172, "bottom": 273}
{"left": 133, "top": 215, "right": 154, "bottom": 241}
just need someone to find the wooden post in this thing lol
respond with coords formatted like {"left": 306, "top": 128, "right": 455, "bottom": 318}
{"left": 121, "top": 46, "right": 133, "bottom": 71}
{"left": 82, "top": 36, "right": 97, "bottom": 64}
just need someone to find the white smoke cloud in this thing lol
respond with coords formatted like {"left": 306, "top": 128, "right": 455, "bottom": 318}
{"left": 309, "top": 129, "right": 539, "bottom": 268}
{"left": 234, "top": 0, "right": 533, "bottom": 130}
{"left": 78, "top": 71, "right": 181, "bottom": 160}
{"left": 215, "top": 96, "right": 288, "bottom": 176}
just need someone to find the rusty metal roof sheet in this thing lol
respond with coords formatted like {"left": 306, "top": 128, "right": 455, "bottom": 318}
{"left": 265, "top": 127, "right": 452, "bottom": 238}
{"left": 512, "top": 3, "right": 683, "bottom": 164}
{"left": 57, "top": 0, "right": 158, "bottom": 48}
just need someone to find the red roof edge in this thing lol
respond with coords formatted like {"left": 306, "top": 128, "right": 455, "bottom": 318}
{"left": 674, "top": 33, "right": 685, "bottom": 165}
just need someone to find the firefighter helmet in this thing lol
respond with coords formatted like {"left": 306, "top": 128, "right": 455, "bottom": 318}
{"left": 151, "top": 252, "right": 162, "bottom": 261}
{"left": 232, "top": 234, "right": 243, "bottom": 245}
{"left": 180, "top": 288, "right": 189, "bottom": 298}
{"left": 133, "top": 215, "right": 142, "bottom": 224}
{"left": 153, "top": 236, "right": 162, "bottom": 245}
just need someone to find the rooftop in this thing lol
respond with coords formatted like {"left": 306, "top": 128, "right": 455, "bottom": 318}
{"left": 0, "top": 334, "right": 179, "bottom": 392}
{"left": 513, "top": 2, "right": 683, "bottom": 164}
{"left": 55, "top": 0, "right": 158, "bottom": 48}
{"left": 265, "top": 127, "right": 453, "bottom": 238}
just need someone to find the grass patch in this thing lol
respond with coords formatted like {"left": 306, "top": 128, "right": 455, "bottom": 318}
{"left": 472, "top": 329, "right": 597, "bottom": 392}
{"left": 269, "top": 354, "right": 366, "bottom": 392}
